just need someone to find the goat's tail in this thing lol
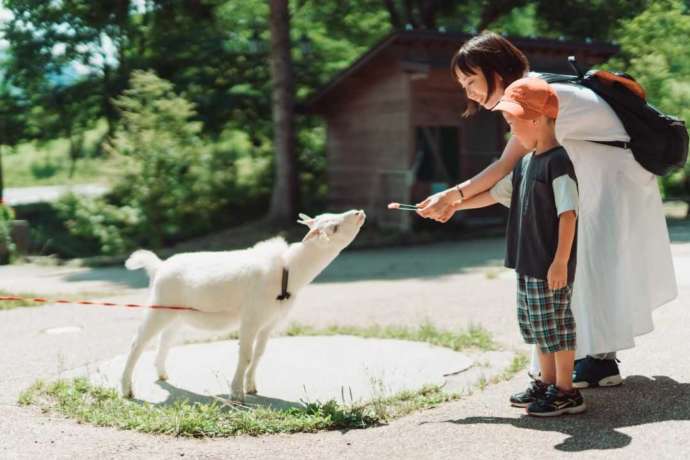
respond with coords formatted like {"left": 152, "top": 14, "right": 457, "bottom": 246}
{"left": 125, "top": 249, "right": 162, "bottom": 279}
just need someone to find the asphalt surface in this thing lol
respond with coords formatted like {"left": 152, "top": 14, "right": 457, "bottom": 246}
{"left": 1, "top": 229, "right": 689, "bottom": 459}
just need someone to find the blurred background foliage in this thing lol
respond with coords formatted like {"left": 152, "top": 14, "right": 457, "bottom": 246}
{"left": 0, "top": 0, "right": 688, "bottom": 257}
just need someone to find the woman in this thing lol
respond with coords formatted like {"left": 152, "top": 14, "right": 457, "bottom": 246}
{"left": 418, "top": 32, "right": 677, "bottom": 391}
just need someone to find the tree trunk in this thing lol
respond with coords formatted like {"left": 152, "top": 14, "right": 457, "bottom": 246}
{"left": 382, "top": 0, "right": 403, "bottom": 29}
{"left": 268, "top": 0, "right": 298, "bottom": 222}
{"left": 0, "top": 145, "right": 4, "bottom": 203}
{"left": 419, "top": 0, "right": 437, "bottom": 29}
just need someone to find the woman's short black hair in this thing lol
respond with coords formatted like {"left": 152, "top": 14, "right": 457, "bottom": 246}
{"left": 451, "top": 31, "right": 530, "bottom": 117}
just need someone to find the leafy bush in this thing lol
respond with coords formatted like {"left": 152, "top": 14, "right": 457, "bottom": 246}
{"left": 55, "top": 194, "right": 143, "bottom": 256}
{"left": 0, "top": 203, "right": 16, "bottom": 263}
{"left": 56, "top": 71, "right": 271, "bottom": 255}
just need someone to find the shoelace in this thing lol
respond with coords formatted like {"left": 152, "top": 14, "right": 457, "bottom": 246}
{"left": 543, "top": 385, "right": 562, "bottom": 402}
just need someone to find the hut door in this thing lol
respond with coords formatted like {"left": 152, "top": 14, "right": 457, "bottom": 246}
{"left": 414, "top": 126, "right": 460, "bottom": 192}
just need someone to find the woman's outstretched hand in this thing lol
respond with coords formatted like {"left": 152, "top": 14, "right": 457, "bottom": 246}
{"left": 416, "top": 191, "right": 457, "bottom": 223}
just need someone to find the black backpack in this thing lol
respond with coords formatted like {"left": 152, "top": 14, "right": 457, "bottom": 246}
{"left": 540, "top": 57, "right": 689, "bottom": 176}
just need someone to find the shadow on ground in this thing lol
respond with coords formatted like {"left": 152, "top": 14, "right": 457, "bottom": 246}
{"left": 62, "top": 267, "right": 149, "bottom": 289}
{"left": 135, "top": 380, "right": 305, "bottom": 411}
{"left": 439, "top": 375, "right": 690, "bottom": 452}
{"left": 64, "top": 216, "right": 690, "bottom": 286}
{"left": 315, "top": 238, "right": 506, "bottom": 283}
{"left": 57, "top": 237, "right": 507, "bottom": 286}
{"left": 667, "top": 218, "right": 690, "bottom": 243}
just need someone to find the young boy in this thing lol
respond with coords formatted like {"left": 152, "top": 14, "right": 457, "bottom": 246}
{"left": 454, "top": 77, "right": 584, "bottom": 416}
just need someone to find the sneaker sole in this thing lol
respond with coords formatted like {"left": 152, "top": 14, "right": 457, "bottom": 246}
{"left": 527, "top": 403, "right": 587, "bottom": 417}
{"left": 510, "top": 401, "right": 531, "bottom": 408}
{"left": 573, "top": 375, "right": 623, "bottom": 389}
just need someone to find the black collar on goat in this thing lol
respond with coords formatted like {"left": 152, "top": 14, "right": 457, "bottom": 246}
{"left": 276, "top": 268, "right": 291, "bottom": 301}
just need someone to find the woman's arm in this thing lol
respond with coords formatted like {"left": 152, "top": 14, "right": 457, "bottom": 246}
{"left": 457, "top": 136, "right": 529, "bottom": 199}
{"left": 417, "top": 136, "right": 529, "bottom": 220}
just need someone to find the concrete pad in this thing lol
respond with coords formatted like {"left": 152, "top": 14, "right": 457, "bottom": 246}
{"left": 69, "top": 336, "right": 473, "bottom": 409}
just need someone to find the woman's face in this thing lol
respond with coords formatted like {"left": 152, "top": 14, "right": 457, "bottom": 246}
{"left": 455, "top": 67, "right": 505, "bottom": 110}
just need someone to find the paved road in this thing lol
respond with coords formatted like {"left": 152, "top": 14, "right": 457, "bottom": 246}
{"left": 4, "top": 184, "right": 108, "bottom": 206}
{"left": 0, "top": 231, "right": 689, "bottom": 459}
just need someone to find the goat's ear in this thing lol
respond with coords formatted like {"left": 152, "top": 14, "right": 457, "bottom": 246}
{"left": 302, "top": 227, "right": 321, "bottom": 242}
{"left": 297, "top": 213, "right": 315, "bottom": 227}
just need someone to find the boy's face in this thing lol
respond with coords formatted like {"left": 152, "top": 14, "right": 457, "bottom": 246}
{"left": 502, "top": 112, "right": 538, "bottom": 150}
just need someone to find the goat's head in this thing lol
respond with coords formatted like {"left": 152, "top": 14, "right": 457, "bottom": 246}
{"left": 297, "top": 209, "right": 366, "bottom": 248}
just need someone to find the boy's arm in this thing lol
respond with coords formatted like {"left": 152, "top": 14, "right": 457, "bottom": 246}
{"left": 452, "top": 191, "right": 498, "bottom": 211}
{"left": 547, "top": 210, "right": 577, "bottom": 290}
{"left": 548, "top": 159, "right": 579, "bottom": 290}
{"left": 555, "top": 211, "right": 577, "bottom": 264}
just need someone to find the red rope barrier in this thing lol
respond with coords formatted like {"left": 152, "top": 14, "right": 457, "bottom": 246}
{"left": 0, "top": 295, "right": 198, "bottom": 312}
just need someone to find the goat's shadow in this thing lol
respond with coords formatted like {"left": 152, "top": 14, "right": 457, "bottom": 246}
{"left": 131, "top": 380, "right": 305, "bottom": 412}
{"left": 433, "top": 375, "right": 690, "bottom": 452}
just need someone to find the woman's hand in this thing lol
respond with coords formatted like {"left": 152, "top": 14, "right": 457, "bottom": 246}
{"left": 416, "top": 190, "right": 458, "bottom": 222}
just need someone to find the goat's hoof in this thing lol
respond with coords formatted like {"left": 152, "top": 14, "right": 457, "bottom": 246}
{"left": 157, "top": 372, "right": 168, "bottom": 381}
{"left": 121, "top": 386, "right": 133, "bottom": 399}
{"left": 230, "top": 391, "right": 245, "bottom": 402}
{"left": 246, "top": 388, "right": 257, "bottom": 395}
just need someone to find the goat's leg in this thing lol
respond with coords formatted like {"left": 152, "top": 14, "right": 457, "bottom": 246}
{"left": 155, "top": 323, "right": 177, "bottom": 381}
{"left": 229, "top": 323, "right": 258, "bottom": 402}
{"left": 245, "top": 325, "right": 274, "bottom": 395}
{"left": 121, "top": 310, "right": 175, "bottom": 398}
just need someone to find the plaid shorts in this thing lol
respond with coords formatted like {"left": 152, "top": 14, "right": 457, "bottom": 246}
{"left": 516, "top": 274, "right": 576, "bottom": 353}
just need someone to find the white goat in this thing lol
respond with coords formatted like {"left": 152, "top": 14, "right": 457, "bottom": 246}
{"left": 120, "top": 209, "right": 366, "bottom": 401}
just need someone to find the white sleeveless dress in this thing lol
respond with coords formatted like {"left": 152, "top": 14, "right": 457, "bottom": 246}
{"left": 530, "top": 82, "right": 677, "bottom": 365}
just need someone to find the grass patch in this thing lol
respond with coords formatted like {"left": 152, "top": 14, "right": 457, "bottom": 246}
{"left": 475, "top": 353, "right": 529, "bottom": 391}
{"left": 19, "top": 378, "right": 458, "bottom": 437}
{"left": 285, "top": 321, "right": 498, "bottom": 352}
{"left": 19, "top": 322, "right": 522, "bottom": 437}
{"left": 4, "top": 120, "right": 121, "bottom": 188}
{"left": 188, "top": 322, "right": 498, "bottom": 352}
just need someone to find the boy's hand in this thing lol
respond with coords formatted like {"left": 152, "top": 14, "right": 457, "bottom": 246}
{"left": 547, "top": 260, "right": 568, "bottom": 290}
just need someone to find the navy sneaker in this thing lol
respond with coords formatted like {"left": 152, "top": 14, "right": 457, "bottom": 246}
{"left": 573, "top": 356, "right": 623, "bottom": 389}
{"left": 527, "top": 385, "right": 586, "bottom": 417}
{"left": 510, "top": 380, "right": 548, "bottom": 408}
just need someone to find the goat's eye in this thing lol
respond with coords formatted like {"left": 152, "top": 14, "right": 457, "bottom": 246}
{"left": 333, "top": 225, "right": 339, "bottom": 233}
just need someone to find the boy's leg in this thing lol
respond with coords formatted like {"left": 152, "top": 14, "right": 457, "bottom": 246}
{"left": 555, "top": 349, "right": 576, "bottom": 391}
{"left": 536, "top": 348, "right": 556, "bottom": 385}
{"left": 527, "top": 283, "right": 585, "bottom": 416}
{"left": 510, "top": 275, "right": 549, "bottom": 408}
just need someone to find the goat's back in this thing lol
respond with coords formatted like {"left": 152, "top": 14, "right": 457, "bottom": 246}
{"left": 150, "top": 237, "right": 288, "bottom": 313}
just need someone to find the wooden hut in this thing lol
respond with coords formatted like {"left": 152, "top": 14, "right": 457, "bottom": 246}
{"left": 303, "top": 30, "right": 618, "bottom": 231}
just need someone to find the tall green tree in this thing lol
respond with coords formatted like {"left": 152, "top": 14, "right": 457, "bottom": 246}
{"left": 2, "top": 0, "right": 137, "bottom": 137}
{"left": 268, "top": 0, "right": 298, "bottom": 222}
{"left": 606, "top": 0, "right": 690, "bottom": 207}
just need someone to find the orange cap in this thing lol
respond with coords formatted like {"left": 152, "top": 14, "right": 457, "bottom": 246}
{"left": 492, "top": 77, "right": 559, "bottom": 120}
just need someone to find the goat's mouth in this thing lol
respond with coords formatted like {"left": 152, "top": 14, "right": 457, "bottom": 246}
{"left": 356, "top": 213, "right": 366, "bottom": 226}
